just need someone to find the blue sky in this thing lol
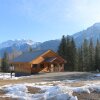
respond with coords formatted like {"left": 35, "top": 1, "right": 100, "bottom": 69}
{"left": 0, "top": 0, "right": 100, "bottom": 42}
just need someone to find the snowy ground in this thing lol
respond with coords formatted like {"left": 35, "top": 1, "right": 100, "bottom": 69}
{"left": 0, "top": 79, "right": 100, "bottom": 100}
{"left": 0, "top": 72, "right": 36, "bottom": 80}
{"left": 0, "top": 72, "right": 100, "bottom": 100}
{"left": 0, "top": 73, "right": 17, "bottom": 80}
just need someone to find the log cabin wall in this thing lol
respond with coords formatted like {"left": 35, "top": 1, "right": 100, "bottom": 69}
{"left": 0, "top": 59, "right": 2, "bottom": 71}
{"left": 31, "top": 62, "right": 51, "bottom": 73}
{"left": 12, "top": 62, "right": 31, "bottom": 76}
{"left": 31, "top": 64, "right": 41, "bottom": 74}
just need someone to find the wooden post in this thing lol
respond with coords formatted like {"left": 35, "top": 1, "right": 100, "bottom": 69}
{"left": 10, "top": 65, "right": 14, "bottom": 78}
{"left": 51, "top": 64, "right": 54, "bottom": 72}
{"left": 61, "top": 64, "right": 64, "bottom": 72}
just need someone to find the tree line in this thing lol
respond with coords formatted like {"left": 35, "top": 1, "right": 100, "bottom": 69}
{"left": 0, "top": 46, "right": 35, "bottom": 72}
{"left": 0, "top": 36, "right": 100, "bottom": 72}
{"left": 58, "top": 35, "right": 100, "bottom": 72}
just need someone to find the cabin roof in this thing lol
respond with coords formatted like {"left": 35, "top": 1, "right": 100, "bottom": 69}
{"left": 12, "top": 50, "right": 47, "bottom": 62}
{"left": 44, "top": 57, "right": 56, "bottom": 62}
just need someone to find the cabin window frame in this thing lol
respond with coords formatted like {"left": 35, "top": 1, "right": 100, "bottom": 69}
{"left": 40, "top": 64, "right": 44, "bottom": 68}
{"left": 32, "top": 64, "right": 38, "bottom": 68}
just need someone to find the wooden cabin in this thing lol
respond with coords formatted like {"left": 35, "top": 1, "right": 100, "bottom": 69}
{"left": 0, "top": 58, "right": 2, "bottom": 71}
{"left": 11, "top": 50, "right": 66, "bottom": 76}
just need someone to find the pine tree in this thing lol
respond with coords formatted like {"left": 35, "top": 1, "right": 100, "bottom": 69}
{"left": 82, "top": 39, "right": 89, "bottom": 71}
{"left": 70, "top": 38, "right": 77, "bottom": 71}
{"left": 58, "top": 35, "right": 69, "bottom": 71}
{"left": 64, "top": 36, "right": 77, "bottom": 71}
{"left": 88, "top": 38, "right": 95, "bottom": 71}
{"left": 95, "top": 39, "right": 100, "bottom": 71}
{"left": 65, "top": 36, "right": 72, "bottom": 71}
{"left": 77, "top": 46, "right": 84, "bottom": 71}
{"left": 57, "top": 35, "right": 67, "bottom": 60}
{"left": 1, "top": 52, "right": 9, "bottom": 72}
{"left": 29, "top": 46, "right": 33, "bottom": 52}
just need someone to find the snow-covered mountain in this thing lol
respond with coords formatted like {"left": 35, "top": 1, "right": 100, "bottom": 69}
{"left": 0, "top": 40, "right": 41, "bottom": 58}
{"left": 0, "top": 23, "right": 100, "bottom": 58}
{"left": 73, "top": 23, "right": 100, "bottom": 46}
{"left": 39, "top": 40, "right": 60, "bottom": 51}
{"left": 0, "top": 39, "right": 60, "bottom": 58}
{"left": 0, "top": 39, "right": 40, "bottom": 49}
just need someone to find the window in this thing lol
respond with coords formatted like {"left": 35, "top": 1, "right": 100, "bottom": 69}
{"left": 32, "top": 64, "right": 38, "bottom": 68}
{"left": 40, "top": 64, "right": 44, "bottom": 68}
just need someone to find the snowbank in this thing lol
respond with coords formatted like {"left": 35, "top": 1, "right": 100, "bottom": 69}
{"left": 2, "top": 84, "right": 77, "bottom": 100}
{"left": 1, "top": 81, "right": 100, "bottom": 100}
{"left": 0, "top": 73, "right": 33, "bottom": 80}
{"left": 44, "top": 86, "right": 77, "bottom": 100}
{"left": 0, "top": 73, "right": 19, "bottom": 80}
{"left": 94, "top": 73, "right": 100, "bottom": 77}
{"left": 0, "top": 72, "right": 100, "bottom": 100}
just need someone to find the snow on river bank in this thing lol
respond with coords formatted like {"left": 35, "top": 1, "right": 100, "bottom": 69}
{"left": 0, "top": 72, "right": 100, "bottom": 100}
{"left": 0, "top": 80, "right": 100, "bottom": 100}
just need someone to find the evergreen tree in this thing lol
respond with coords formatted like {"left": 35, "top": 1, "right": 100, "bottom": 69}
{"left": 82, "top": 39, "right": 89, "bottom": 71}
{"left": 88, "top": 38, "right": 95, "bottom": 71}
{"left": 69, "top": 38, "right": 77, "bottom": 71}
{"left": 74, "top": 48, "right": 79, "bottom": 71}
{"left": 77, "top": 46, "right": 84, "bottom": 71}
{"left": 58, "top": 35, "right": 77, "bottom": 71}
{"left": 1, "top": 52, "right": 9, "bottom": 72}
{"left": 95, "top": 39, "right": 100, "bottom": 71}
{"left": 57, "top": 35, "right": 67, "bottom": 60}
{"left": 65, "top": 36, "right": 72, "bottom": 71}
{"left": 65, "top": 36, "right": 76, "bottom": 71}
{"left": 29, "top": 46, "right": 33, "bottom": 52}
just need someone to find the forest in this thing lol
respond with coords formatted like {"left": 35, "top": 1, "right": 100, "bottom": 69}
{"left": 58, "top": 35, "right": 100, "bottom": 72}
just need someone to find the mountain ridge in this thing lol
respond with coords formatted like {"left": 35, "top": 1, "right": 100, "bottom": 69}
{"left": 0, "top": 23, "right": 100, "bottom": 58}
{"left": 73, "top": 23, "right": 100, "bottom": 46}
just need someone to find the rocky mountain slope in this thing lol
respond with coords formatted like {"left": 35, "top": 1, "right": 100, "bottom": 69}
{"left": 0, "top": 23, "right": 100, "bottom": 58}
{"left": 73, "top": 23, "right": 100, "bottom": 46}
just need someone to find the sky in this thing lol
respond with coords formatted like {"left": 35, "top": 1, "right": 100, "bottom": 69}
{"left": 0, "top": 0, "right": 100, "bottom": 43}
